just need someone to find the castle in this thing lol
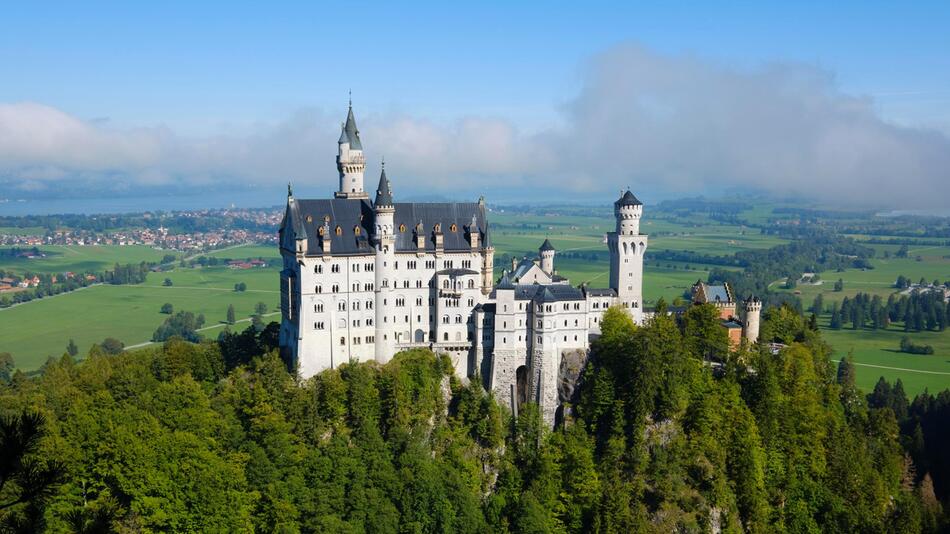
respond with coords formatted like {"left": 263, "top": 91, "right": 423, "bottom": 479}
{"left": 278, "top": 103, "right": 760, "bottom": 426}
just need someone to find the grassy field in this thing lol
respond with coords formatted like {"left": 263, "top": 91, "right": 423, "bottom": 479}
{"left": 0, "top": 265, "right": 280, "bottom": 370}
{"left": 820, "top": 321, "right": 950, "bottom": 395}
{"left": 0, "top": 245, "right": 169, "bottom": 274}
{"left": 766, "top": 240, "right": 950, "bottom": 396}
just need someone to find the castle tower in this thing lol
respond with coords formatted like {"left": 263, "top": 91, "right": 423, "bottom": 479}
{"left": 539, "top": 239, "right": 556, "bottom": 275}
{"left": 608, "top": 190, "right": 648, "bottom": 323}
{"left": 373, "top": 164, "right": 396, "bottom": 362}
{"left": 335, "top": 101, "right": 368, "bottom": 199}
{"left": 743, "top": 296, "right": 761, "bottom": 344}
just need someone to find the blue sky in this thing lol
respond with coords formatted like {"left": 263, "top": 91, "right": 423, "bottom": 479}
{"left": 1, "top": 1, "right": 949, "bottom": 206}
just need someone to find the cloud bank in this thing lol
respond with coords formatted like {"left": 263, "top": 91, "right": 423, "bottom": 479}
{"left": 2, "top": 44, "right": 948, "bottom": 207}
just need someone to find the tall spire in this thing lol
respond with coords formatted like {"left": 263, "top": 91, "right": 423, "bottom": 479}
{"left": 344, "top": 99, "right": 362, "bottom": 150}
{"left": 375, "top": 161, "right": 393, "bottom": 207}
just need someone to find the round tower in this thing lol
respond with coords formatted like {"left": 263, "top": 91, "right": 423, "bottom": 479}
{"left": 539, "top": 239, "right": 555, "bottom": 275}
{"left": 335, "top": 101, "right": 367, "bottom": 199}
{"left": 614, "top": 190, "right": 643, "bottom": 236}
{"left": 743, "top": 296, "right": 762, "bottom": 344}
{"left": 373, "top": 164, "right": 396, "bottom": 363}
{"left": 608, "top": 189, "right": 647, "bottom": 324}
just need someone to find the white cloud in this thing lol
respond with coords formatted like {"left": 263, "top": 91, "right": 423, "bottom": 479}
{"left": 2, "top": 44, "right": 949, "bottom": 207}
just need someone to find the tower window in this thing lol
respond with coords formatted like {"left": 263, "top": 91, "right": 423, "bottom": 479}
{"left": 335, "top": 226, "right": 343, "bottom": 236}
{"left": 399, "top": 224, "right": 406, "bottom": 232}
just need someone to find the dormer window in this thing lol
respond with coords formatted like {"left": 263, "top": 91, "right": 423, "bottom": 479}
{"left": 434, "top": 223, "right": 441, "bottom": 233}
{"left": 335, "top": 226, "right": 343, "bottom": 236}
{"left": 306, "top": 215, "right": 313, "bottom": 223}
{"left": 449, "top": 223, "right": 457, "bottom": 232}
{"left": 354, "top": 226, "right": 361, "bottom": 236}
{"left": 399, "top": 224, "right": 406, "bottom": 232}
{"left": 318, "top": 226, "right": 325, "bottom": 236}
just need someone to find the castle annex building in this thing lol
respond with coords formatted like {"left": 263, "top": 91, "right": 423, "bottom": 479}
{"left": 278, "top": 104, "right": 758, "bottom": 426}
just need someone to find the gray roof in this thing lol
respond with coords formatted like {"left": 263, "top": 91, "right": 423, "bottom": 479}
{"left": 539, "top": 238, "right": 555, "bottom": 252}
{"left": 283, "top": 197, "right": 491, "bottom": 256}
{"left": 511, "top": 259, "right": 538, "bottom": 281}
{"left": 583, "top": 287, "right": 617, "bottom": 297}
{"left": 616, "top": 190, "right": 642, "bottom": 207}
{"left": 496, "top": 270, "right": 515, "bottom": 290}
{"left": 493, "top": 283, "right": 584, "bottom": 303}
{"left": 375, "top": 167, "right": 393, "bottom": 207}
{"left": 392, "top": 202, "right": 488, "bottom": 252}
{"left": 343, "top": 105, "right": 362, "bottom": 150}
{"left": 705, "top": 284, "right": 731, "bottom": 303}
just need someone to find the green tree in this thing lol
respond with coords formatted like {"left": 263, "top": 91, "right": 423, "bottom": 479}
{"left": 0, "top": 412, "right": 65, "bottom": 531}
{"left": 100, "top": 337, "right": 124, "bottom": 355}
{"left": 834, "top": 278, "right": 844, "bottom": 291}
{"left": 227, "top": 304, "right": 236, "bottom": 325}
{"left": 0, "top": 352, "right": 13, "bottom": 383}
{"left": 161, "top": 302, "right": 174, "bottom": 314}
{"left": 255, "top": 302, "right": 268, "bottom": 316}
{"left": 66, "top": 338, "right": 78, "bottom": 357}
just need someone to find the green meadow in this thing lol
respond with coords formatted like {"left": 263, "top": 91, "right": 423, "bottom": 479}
{"left": 0, "top": 264, "right": 281, "bottom": 371}
{"left": 0, "top": 245, "right": 169, "bottom": 274}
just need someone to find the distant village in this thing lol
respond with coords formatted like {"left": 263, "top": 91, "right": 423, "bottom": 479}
{"left": 0, "top": 207, "right": 281, "bottom": 251}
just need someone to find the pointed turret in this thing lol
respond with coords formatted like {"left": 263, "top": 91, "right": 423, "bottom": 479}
{"left": 374, "top": 163, "right": 394, "bottom": 207}
{"left": 539, "top": 239, "right": 556, "bottom": 274}
{"left": 336, "top": 100, "right": 367, "bottom": 199}
{"left": 343, "top": 103, "right": 363, "bottom": 150}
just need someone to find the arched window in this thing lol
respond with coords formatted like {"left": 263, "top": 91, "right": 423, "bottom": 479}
{"left": 335, "top": 225, "right": 343, "bottom": 236}
{"left": 434, "top": 223, "right": 441, "bottom": 233}
{"left": 449, "top": 223, "right": 457, "bottom": 232}
{"left": 467, "top": 279, "right": 475, "bottom": 289}
{"left": 318, "top": 226, "right": 325, "bottom": 236}
{"left": 354, "top": 226, "right": 361, "bottom": 235}
{"left": 399, "top": 223, "right": 406, "bottom": 232}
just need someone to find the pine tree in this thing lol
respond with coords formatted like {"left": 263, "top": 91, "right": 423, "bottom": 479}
{"left": 227, "top": 304, "right": 236, "bottom": 325}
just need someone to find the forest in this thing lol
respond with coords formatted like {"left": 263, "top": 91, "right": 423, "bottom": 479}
{"left": 0, "top": 306, "right": 948, "bottom": 533}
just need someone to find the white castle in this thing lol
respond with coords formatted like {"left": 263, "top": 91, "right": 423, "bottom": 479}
{"left": 278, "top": 103, "right": 759, "bottom": 425}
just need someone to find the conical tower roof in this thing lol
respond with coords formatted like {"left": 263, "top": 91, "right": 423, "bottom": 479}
{"left": 375, "top": 164, "right": 393, "bottom": 207}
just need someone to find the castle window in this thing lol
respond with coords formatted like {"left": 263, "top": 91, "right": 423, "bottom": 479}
{"left": 442, "top": 315, "right": 450, "bottom": 324}
{"left": 315, "top": 322, "right": 323, "bottom": 329}
{"left": 416, "top": 297, "right": 423, "bottom": 306}
{"left": 335, "top": 226, "right": 342, "bottom": 236}
{"left": 340, "top": 337, "right": 346, "bottom": 345}
{"left": 315, "top": 265, "right": 322, "bottom": 274}
{"left": 444, "top": 332, "right": 449, "bottom": 341}
{"left": 434, "top": 223, "right": 441, "bottom": 233}
{"left": 315, "top": 285, "right": 322, "bottom": 293}
{"left": 338, "top": 301, "right": 346, "bottom": 311}
{"left": 450, "top": 223, "right": 457, "bottom": 232}
{"left": 318, "top": 226, "right": 325, "bottom": 236}
{"left": 315, "top": 303, "right": 324, "bottom": 312}
{"left": 331, "top": 264, "right": 340, "bottom": 273}
{"left": 467, "top": 279, "right": 475, "bottom": 289}
{"left": 455, "top": 315, "right": 462, "bottom": 324}
{"left": 306, "top": 215, "right": 313, "bottom": 223}
{"left": 399, "top": 224, "right": 406, "bottom": 232}
{"left": 367, "top": 318, "right": 373, "bottom": 326}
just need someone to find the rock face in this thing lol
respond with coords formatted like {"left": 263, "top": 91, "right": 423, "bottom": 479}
{"left": 558, "top": 348, "right": 589, "bottom": 406}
